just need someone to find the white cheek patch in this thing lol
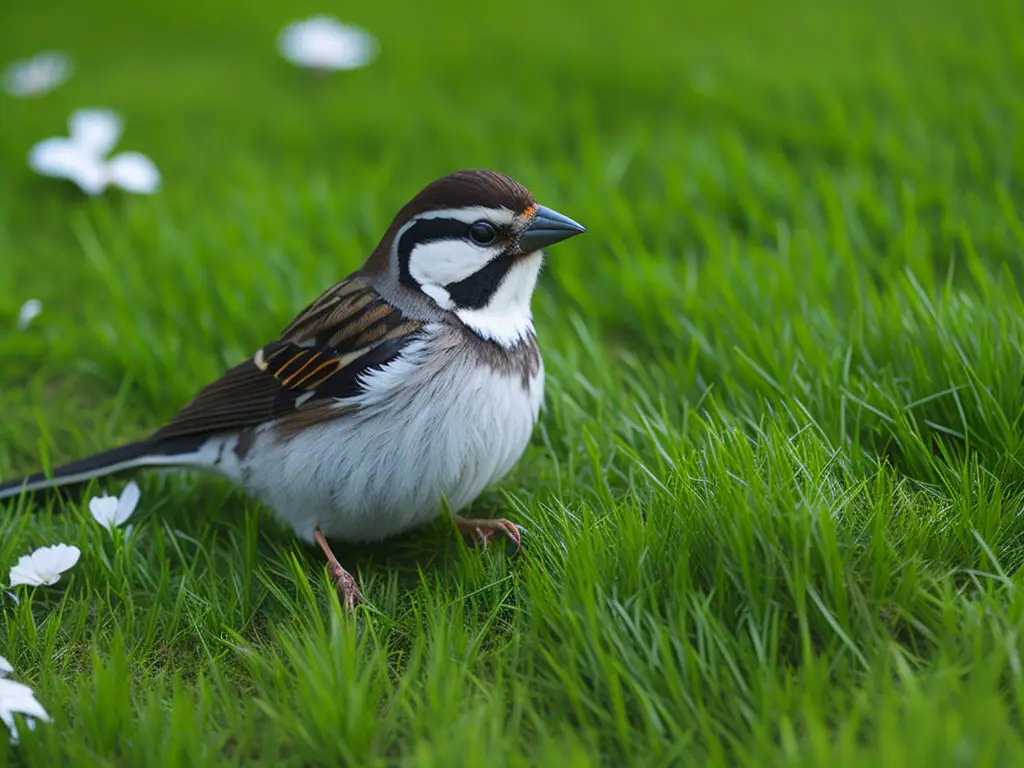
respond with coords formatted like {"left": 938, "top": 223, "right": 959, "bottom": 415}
{"left": 455, "top": 252, "right": 543, "bottom": 346}
{"left": 408, "top": 239, "right": 496, "bottom": 288}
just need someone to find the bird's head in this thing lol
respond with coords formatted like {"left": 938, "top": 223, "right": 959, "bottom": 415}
{"left": 368, "top": 169, "right": 585, "bottom": 347}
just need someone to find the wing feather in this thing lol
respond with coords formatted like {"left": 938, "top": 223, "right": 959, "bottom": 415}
{"left": 151, "top": 277, "right": 423, "bottom": 442}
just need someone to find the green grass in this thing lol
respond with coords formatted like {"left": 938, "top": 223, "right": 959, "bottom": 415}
{"left": 1, "top": 0, "right": 1024, "bottom": 763}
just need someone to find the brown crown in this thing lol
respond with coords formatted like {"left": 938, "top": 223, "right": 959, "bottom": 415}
{"left": 394, "top": 169, "right": 535, "bottom": 223}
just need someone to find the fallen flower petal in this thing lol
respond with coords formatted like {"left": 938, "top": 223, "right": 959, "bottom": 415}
{"left": 277, "top": 16, "right": 377, "bottom": 71}
{"left": 29, "top": 137, "right": 90, "bottom": 177}
{"left": 106, "top": 152, "right": 161, "bottom": 194}
{"left": 17, "top": 300, "right": 42, "bottom": 331}
{"left": 28, "top": 111, "right": 159, "bottom": 196}
{"left": 3, "top": 51, "right": 71, "bottom": 97}
{"left": 0, "top": 677, "right": 51, "bottom": 744}
{"left": 8, "top": 544, "right": 81, "bottom": 587}
{"left": 68, "top": 108, "right": 123, "bottom": 157}
{"left": 28, "top": 137, "right": 109, "bottom": 195}
{"left": 0, "top": 657, "right": 11, "bottom": 677}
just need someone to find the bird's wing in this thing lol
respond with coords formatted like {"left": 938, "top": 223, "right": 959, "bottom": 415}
{"left": 151, "top": 276, "right": 424, "bottom": 442}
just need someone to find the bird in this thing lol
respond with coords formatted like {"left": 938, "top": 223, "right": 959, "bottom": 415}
{"left": 0, "top": 169, "right": 586, "bottom": 609}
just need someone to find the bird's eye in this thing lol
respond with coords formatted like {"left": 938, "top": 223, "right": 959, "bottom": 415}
{"left": 469, "top": 220, "right": 497, "bottom": 245}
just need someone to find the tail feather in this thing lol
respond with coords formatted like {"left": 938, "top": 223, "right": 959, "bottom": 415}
{"left": 0, "top": 435, "right": 210, "bottom": 501}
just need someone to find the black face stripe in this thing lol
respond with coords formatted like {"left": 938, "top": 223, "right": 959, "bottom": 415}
{"left": 444, "top": 253, "right": 517, "bottom": 310}
{"left": 397, "top": 213, "right": 521, "bottom": 309}
{"left": 397, "top": 218, "right": 472, "bottom": 289}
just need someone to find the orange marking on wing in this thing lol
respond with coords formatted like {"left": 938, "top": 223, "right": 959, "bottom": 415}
{"left": 300, "top": 360, "right": 341, "bottom": 390}
{"left": 291, "top": 356, "right": 338, "bottom": 388}
{"left": 280, "top": 353, "right": 321, "bottom": 386}
{"left": 273, "top": 351, "right": 310, "bottom": 379}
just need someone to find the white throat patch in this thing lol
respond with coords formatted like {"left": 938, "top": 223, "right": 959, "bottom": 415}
{"left": 455, "top": 252, "right": 543, "bottom": 346}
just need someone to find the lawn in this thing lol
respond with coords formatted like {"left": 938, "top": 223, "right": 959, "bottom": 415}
{"left": 1, "top": 0, "right": 1023, "bottom": 764}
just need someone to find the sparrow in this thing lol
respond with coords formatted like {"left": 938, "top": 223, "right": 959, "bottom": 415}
{"left": 0, "top": 169, "right": 586, "bottom": 609}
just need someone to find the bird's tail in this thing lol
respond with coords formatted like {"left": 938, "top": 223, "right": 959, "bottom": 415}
{"left": 0, "top": 436, "right": 211, "bottom": 501}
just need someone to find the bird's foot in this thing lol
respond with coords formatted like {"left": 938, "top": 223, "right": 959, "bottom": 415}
{"left": 454, "top": 515, "right": 522, "bottom": 555}
{"left": 313, "top": 525, "right": 363, "bottom": 611}
{"left": 328, "top": 563, "right": 363, "bottom": 611}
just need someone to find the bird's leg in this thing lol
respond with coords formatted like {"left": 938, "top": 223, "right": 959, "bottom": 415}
{"left": 313, "top": 525, "right": 363, "bottom": 610}
{"left": 453, "top": 515, "right": 522, "bottom": 555}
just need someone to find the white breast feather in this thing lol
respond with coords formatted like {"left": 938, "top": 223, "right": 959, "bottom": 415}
{"left": 235, "top": 326, "right": 544, "bottom": 543}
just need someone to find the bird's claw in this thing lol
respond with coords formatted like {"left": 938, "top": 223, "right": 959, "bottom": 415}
{"left": 329, "top": 564, "right": 363, "bottom": 611}
{"left": 454, "top": 516, "right": 522, "bottom": 556}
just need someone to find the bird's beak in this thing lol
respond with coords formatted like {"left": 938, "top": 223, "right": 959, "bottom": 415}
{"left": 518, "top": 204, "right": 587, "bottom": 253}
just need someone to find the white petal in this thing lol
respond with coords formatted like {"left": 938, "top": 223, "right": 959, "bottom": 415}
{"left": 9, "top": 699, "right": 49, "bottom": 722}
{"left": 89, "top": 494, "right": 120, "bottom": 527}
{"left": 106, "top": 152, "right": 160, "bottom": 194}
{"left": 0, "top": 678, "right": 51, "bottom": 745}
{"left": 0, "top": 657, "right": 11, "bottom": 677}
{"left": 17, "top": 299, "right": 42, "bottom": 332}
{"left": 0, "top": 679, "right": 51, "bottom": 723}
{"left": 0, "top": 679, "right": 34, "bottom": 703}
{"left": 28, "top": 138, "right": 109, "bottom": 195}
{"left": 28, "top": 137, "right": 85, "bottom": 177}
{"left": 277, "top": 16, "right": 377, "bottom": 70}
{"left": 8, "top": 559, "right": 43, "bottom": 588}
{"left": 114, "top": 481, "right": 141, "bottom": 525}
{"left": 3, "top": 51, "right": 72, "bottom": 97}
{"left": 31, "top": 544, "right": 81, "bottom": 579}
{"left": 71, "top": 160, "right": 110, "bottom": 195}
{"left": 68, "top": 108, "right": 123, "bottom": 157}
{"left": 8, "top": 544, "right": 81, "bottom": 587}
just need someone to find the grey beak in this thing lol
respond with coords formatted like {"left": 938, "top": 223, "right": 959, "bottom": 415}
{"left": 518, "top": 204, "right": 586, "bottom": 253}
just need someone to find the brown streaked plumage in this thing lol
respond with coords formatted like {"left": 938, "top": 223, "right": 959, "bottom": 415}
{"left": 438, "top": 323, "right": 542, "bottom": 390}
{"left": 153, "top": 278, "right": 426, "bottom": 444}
